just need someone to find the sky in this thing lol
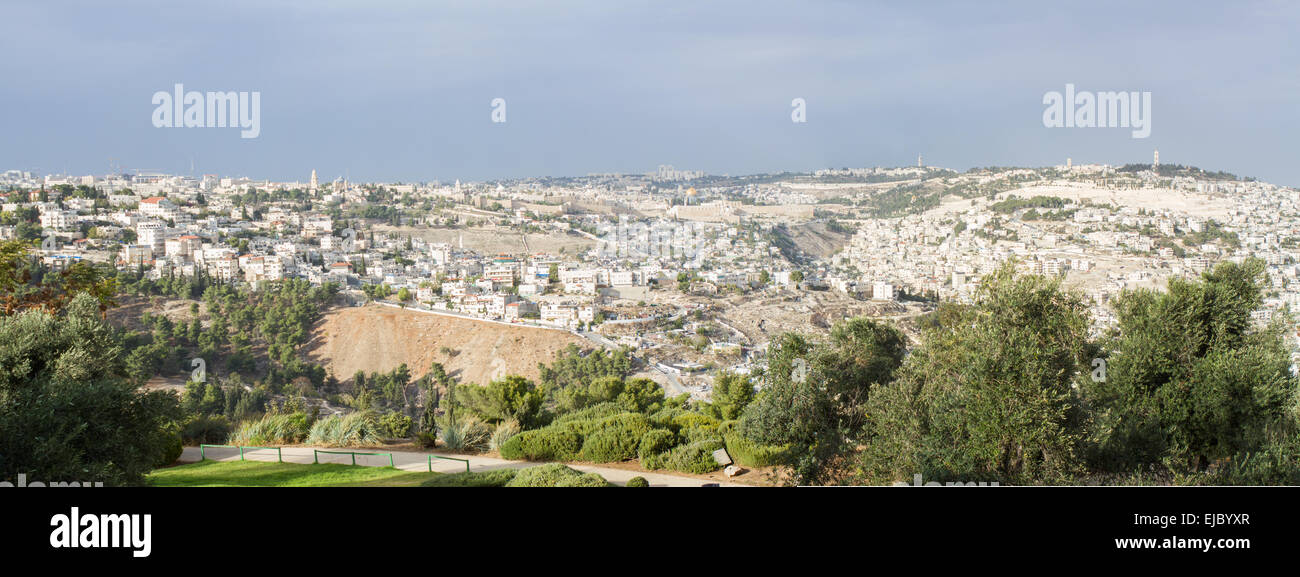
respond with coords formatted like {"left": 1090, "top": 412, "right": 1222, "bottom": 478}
{"left": 1, "top": 0, "right": 1297, "bottom": 185}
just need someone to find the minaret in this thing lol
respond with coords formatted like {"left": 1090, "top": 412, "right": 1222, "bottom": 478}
{"left": 917, "top": 154, "right": 923, "bottom": 168}
{"left": 309, "top": 169, "right": 318, "bottom": 192}
{"left": 1153, "top": 149, "right": 1159, "bottom": 169}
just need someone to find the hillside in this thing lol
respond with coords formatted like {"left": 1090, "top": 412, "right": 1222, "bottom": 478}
{"left": 303, "top": 303, "right": 589, "bottom": 385}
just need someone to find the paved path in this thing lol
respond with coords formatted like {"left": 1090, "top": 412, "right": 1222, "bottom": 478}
{"left": 178, "top": 446, "right": 740, "bottom": 487}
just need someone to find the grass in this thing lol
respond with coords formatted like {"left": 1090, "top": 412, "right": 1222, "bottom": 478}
{"left": 147, "top": 460, "right": 441, "bottom": 487}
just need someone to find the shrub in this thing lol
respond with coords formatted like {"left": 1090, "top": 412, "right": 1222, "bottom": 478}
{"left": 421, "top": 468, "right": 519, "bottom": 487}
{"left": 638, "top": 429, "right": 677, "bottom": 461}
{"left": 489, "top": 419, "right": 522, "bottom": 452}
{"left": 439, "top": 418, "right": 490, "bottom": 452}
{"left": 666, "top": 439, "right": 725, "bottom": 474}
{"left": 305, "top": 412, "right": 384, "bottom": 447}
{"left": 504, "top": 463, "right": 611, "bottom": 487}
{"left": 673, "top": 413, "right": 720, "bottom": 432}
{"left": 581, "top": 430, "right": 633, "bottom": 463}
{"left": 723, "top": 431, "right": 789, "bottom": 467}
{"left": 181, "top": 414, "right": 231, "bottom": 445}
{"left": 378, "top": 412, "right": 412, "bottom": 439}
{"left": 553, "top": 402, "right": 627, "bottom": 427}
{"left": 155, "top": 433, "right": 183, "bottom": 467}
{"left": 499, "top": 428, "right": 583, "bottom": 461}
{"left": 414, "top": 431, "right": 438, "bottom": 448}
{"left": 641, "top": 452, "right": 667, "bottom": 470}
{"left": 579, "top": 414, "right": 652, "bottom": 463}
{"left": 626, "top": 476, "right": 649, "bottom": 487}
{"left": 229, "top": 412, "right": 311, "bottom": 445}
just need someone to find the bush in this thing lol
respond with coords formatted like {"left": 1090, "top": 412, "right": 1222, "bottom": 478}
{"left": 723, "top": 431, "right": 789, "bottom": 467}
{"left": 581, "top": 430, "right": 633, "bottom": 463}
{"left": 499, "top": 428, "right": 583, "bottom": 461}
{"left": 553, "top": 402, "right": 627, "bottom": 427}
{"left": 626, "top": 476, "right": 649, "bottom": 487}
{"left": 489, "top": 419, "right": 521, "bottom": 452}
{"left": 305, "top": 412, "right": 384, "bottom": 447}
{"left": 504, "top": 463, "right": 611, "bottom": 487}
{"left": 421, "top": 468, "right": 519, "bottom": 487}
{"left": 155, "top": 433, "right": 183, "bottom": 467}
{"left": 181, "top": 414, "right": 231, "bottom": 445}
{"left": 229, "top": 413, "right": 311, "bottom": 445}
{"left": 378, "top": 412, "right": 412, "bottom": 439}
{"left": 414, "top": 431, "right": 438, "bottom": 448}
{"left": 439, "top": 418, "right": 490, "bottom": 452}
{"left": 638, "top": 429, "right": 677, "bottom": 461}
{"left": 673, "top": 413, "right": 720, "bottom": 430}
{"left": 579, "top": 414, "right": 653, "bottom": 463}
{"left": 666, "top": 439, "right": 725, "bottom": 474}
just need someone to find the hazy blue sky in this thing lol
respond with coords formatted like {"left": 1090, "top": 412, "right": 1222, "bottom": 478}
{"left": 1, "top": 1, "right": 1296, "bottom": 185}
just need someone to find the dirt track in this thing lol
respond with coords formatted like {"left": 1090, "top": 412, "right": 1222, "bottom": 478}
{"left": 304, "top": 304, "right": 588, "bottom": 385}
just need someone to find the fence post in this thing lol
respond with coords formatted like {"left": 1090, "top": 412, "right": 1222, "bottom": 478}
{"left": 239, "top": 446, "right": 245, "bottom": 461}
{"left": 200, "top": 445, "right": 206, "bottom": 461}
{"left": 277, "top": 447, "right": 283, "bottom": 463}
{"left": 389, "top": 453, "right": 394, "bottom": 468}
{"left": 351, "top": 453, "right": 356, "bottom": 466}
{"left": 313, "top": 449, "right": 319, "bottom": 464}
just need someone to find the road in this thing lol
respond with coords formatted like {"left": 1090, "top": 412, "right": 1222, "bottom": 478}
{"left": 178, "top": 446, "right": 741, "bottom": 487}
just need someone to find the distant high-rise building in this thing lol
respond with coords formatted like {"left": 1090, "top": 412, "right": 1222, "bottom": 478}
{"left": 1066, "top": 157, "right": 1072, "bottom": 169}
{"left": 917, "top": 154, "right": 923, "bottom": 168}
{"left": 1153, "top": 149, "right": 1159, "bottom": 168}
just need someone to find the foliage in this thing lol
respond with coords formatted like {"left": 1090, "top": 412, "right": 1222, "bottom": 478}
{"left": 489, "top": 419, "right": 522, "bottom": 452}
{"left": 228, "top": 412, "right": 313, "bottom": 445}
{"left": 638, "top": 429, "right": 678, "bottom": 461}
{"left": 498, "top": 427, "right": 583, "bottom": 461}
{"left": 438, "top": 416, "right": 490, "bottom": 452}
{"left": 504, "top": 463, "right": 611, "bottom": 487}
{"left": 625, "top": 476, "right": 649, "bottom": 487}
{"left": 180, "top": 414, "right": 232, "bottom": 445}
{"left": 579, "top": 414, "right": 653, "bottom": 463}
{"left": 377, "top": 412, "right": 412, "bottom": 439}
{"left": 0, "top": 294, "right": 182, "bottom": 486}
{"left": 455, "top": 375, "right": 546, "bottom": 429}
{"left": 538, "top": 343, "right": 631, "bottom": 397}
{"left": 723, "top": 431, "right": 789, "bottom": 468}
{"left": 857, "top": 263, "right": 1092, "bottom": 485}
{"left": 305, "top": 412, "right": 384, "bottom": 447}
{"left": 420, "top": 468, "right": 519, "bottom": 487}
{"left": 707, "top": 372, "right": 754, "bottom": 421}
{"left": 1081, "top": 259, "right": 1298, "bottom": 476}
{"left": 664, "top": 439, "right": 725, "bottom": 474}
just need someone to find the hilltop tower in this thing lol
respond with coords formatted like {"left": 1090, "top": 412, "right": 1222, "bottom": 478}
{"left": 917, "top": 154, "right": 923, "bottom": 168}
{"left": 309, "top": 169, "right": 318, "bottom": 192}
{"left": 1153, "top": 149, "right": 1159, "bottom": 169}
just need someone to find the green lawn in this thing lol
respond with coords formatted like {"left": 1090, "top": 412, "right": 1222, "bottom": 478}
{"left": 148, "top": 460, "right": 442, "bottom": 487}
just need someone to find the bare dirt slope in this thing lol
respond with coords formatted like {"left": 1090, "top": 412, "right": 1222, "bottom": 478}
{"left": 304, "top": 304, "right": 588, "bottom": 385}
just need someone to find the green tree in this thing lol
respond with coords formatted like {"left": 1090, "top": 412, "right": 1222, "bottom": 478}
{"left": 0, "top": 294, "right": 182, "bottom": 485}
{"left": 456, "top": 375, "right": 546, "bottom": 428}
{"left": 857, "top": 263, "right": 1091, "bottom": 485}
{"left": 1082, "top": 259, "right": 1299, "bottom": 479}
{"left": 709, "top": 372, "right": 754, "bottom": 420}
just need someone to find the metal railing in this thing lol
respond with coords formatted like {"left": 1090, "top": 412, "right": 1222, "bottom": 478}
{"left": 429, "top": 454, "right": 470, "bottom": 473}
{"left": 199, "top": 444, "right": 283, "bottom": 462}
{"left": 313, "top": 449, "right": 394, "bottom": 468}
